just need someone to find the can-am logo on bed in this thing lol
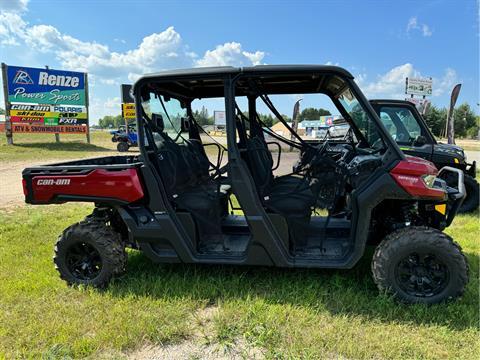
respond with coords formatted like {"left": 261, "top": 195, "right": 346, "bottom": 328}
{"left": 6, "top": 65, "right": 86, "bottom": 106}
{"left": 37, "top": 179, "right": 71, "bottom": 186}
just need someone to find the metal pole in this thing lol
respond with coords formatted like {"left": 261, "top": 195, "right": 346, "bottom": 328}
{"left": 1, "top": 63, "right": 13, "bottom": 145}
{"left": 84, "top": 72, "right": 90, "bottom": 143}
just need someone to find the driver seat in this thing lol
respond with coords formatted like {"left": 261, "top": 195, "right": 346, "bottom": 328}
{"left": 245, "top": 136, "right": 315, "bottom": 250}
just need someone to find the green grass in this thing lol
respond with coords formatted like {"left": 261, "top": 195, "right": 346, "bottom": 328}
{"left": 0, "top": 132, "right": 120, "bottom": 162}
{"left": 0, "top": 205, "right": 478, "bottom": 359}
{"left": 0, "top": 132, "right": 224, "bottom": 163}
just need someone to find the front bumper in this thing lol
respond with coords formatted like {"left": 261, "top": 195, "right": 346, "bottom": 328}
{"left": 438, "top": 166, "right": 466, "bottom": 226}
{"left": 466, "top": 160, "right": 476, "bottom": 178}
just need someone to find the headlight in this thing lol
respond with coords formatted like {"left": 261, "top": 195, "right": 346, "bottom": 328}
{"left": 422, "top": 174, "right": 436, "bottom": 188}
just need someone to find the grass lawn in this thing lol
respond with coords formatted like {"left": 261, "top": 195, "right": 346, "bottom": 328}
{"left": 438, "top": 139, "right": 480, "bottom": 152}
{"left": 0, "top": 132, "right": 120, "bottom": 163}
{"left": 0, "top": 205, "right": 478, "bottom": 359}
{"left": 0, "top": 132, "right": 223, "bottom": 163}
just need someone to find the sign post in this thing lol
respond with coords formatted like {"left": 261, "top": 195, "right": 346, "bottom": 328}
{"left": 2, "top": 64, "right": 89, "bottom": 144}
{"left": 1, "top": 63, "right": 13, "bottom": 145}
{"left": 85, "top": 73, "right": 90, "bottom": 144}
{"left": 120, "top": 84, "right": 135, "bottom": 133}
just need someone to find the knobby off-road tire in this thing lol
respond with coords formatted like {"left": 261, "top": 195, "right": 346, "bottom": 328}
{"left": 54, "top": 220, "right": 127, "bottom": 288}
{"left": 117, "top": 141, "right": 129, "bottom": 152}
{"left": 372, "top": 226, "right": 469, "bottom": 304}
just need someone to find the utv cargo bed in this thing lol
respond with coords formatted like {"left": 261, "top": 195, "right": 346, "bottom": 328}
{"left": 22, "top": 155, "right": 145, "bottom": 205}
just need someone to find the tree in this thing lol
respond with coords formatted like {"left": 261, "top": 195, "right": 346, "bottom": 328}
{"left": 454, "top": 103, "right": 476, "bottom": 137}
{"left": 424, "top": 105, "right": 447, "bottom": 137}
{"left": 193, "top": 106, "right": 212, "bottom": 126}
{"left": 258, "top": 113, "right": 275, "bottom": 127}
{"left": 0, "top": 108, "right": 5, "bottom": 115}
{"left": 298, "top": 107, "right": 331, "bottom": 121}
{"left": 98, "top": 115, "right": 124, "bottom": 129}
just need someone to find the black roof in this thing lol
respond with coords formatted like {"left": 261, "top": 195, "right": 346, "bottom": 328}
{"left": 136, "top": 64, "right": 353, "bottom": 81}
{"left": 133, "top": 65, "right": 355, "bottom": 99}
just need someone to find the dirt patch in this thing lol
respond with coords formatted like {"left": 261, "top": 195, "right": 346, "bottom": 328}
{"left": 127, "top": 305, "right": 265, "bottom": 360}
{"left": 0, "top": 160, "right": 57, "bottom": 209}
{"left": 128, "top": 338, "right": 264, "bottom": 360}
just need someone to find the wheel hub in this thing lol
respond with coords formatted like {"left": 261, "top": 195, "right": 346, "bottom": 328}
{"left": 395, "top": 252, "right": 449, "bottom": 298}
{"left": 65, "top": 242, "right": 102, "bottom": 280}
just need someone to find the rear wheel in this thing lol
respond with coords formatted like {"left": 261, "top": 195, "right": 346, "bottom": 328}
{"left": 54, "top": 220, "right": 127, "bottom": 288}
{"left": 117, "top": 141, "right": 129, "bottom": 152}
{"left": 372, "top": 226, "right": 468, "bottom": 304}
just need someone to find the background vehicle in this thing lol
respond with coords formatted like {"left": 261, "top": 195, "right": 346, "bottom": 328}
{"left": 22, "top": 66, "right": 468, "bottom": 304}
{"left": 370, "top": 99, "right": 478, "bottom": 213}
{"left": 110, "top": 125, "right": 138, "bottom": 152}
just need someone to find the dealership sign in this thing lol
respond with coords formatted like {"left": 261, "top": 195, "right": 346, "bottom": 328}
{"left": 6, "top": 66, "right": 86, "bottom": 105}
{"left": 405, "top": 77, "right": 433, "bottom": 96}
{"left": 11, "top": 124, "right": 88, "bottom": 134}
{"left": 214, "top": 111, "right": 226, "bottom": 126}
{"left": 2, "top": 64, "right": 89, "bottom": 135}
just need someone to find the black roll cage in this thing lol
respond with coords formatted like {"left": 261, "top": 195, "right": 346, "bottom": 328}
{"left": 134, "top": 67, "right": 404, "bottom": 185}
{"left": 129, "top": 67, "right": 406, "bottom": 268}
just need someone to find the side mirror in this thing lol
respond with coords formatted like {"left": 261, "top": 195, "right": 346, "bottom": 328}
{"left": 180, "top": 117, "right": 190, "bottom": 132}
{"left": 414, "top": 135, "right": 427, "bottom": 146}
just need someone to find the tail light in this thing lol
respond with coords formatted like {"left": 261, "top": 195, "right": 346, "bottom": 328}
{"left": 22, "top": 178, "right": 28, "bottom": 196}
{"left": 390, "top": 158, "right": 446, "bottom": 200}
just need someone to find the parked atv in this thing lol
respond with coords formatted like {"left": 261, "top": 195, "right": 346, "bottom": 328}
{"left": 114, "top": 131, "right": 138, "bottom": 152}
{"left": 22, "top": 65, "right": 468, "bottom": 304}
{"left": 371, "top": 99, "right": 478, "bottom": 213}
{"left": 110, "top": 125, "right": 134, "bottom": 142}
{"left": 110, "top": 126, "right": 138, "bottom": 152}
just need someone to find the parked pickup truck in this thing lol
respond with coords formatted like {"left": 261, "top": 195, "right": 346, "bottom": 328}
{"left": 370, "top": 99, "right": 478, "bottom": 213}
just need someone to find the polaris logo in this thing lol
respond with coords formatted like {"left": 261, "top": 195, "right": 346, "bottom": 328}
{"left": 38, "top": 72, "right": 80, "bottom": 88}
{"left": 37, "top": 179, "right": 71, "bottom": 186}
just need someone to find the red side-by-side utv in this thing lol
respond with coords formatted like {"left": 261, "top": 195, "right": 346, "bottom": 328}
{"left": 23, "top": 66, "right": 469, "bottom": 304}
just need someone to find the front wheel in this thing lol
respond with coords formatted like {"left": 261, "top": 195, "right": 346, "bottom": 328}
{"left": 372, "top": 226, "right": 469, "bottom": 304}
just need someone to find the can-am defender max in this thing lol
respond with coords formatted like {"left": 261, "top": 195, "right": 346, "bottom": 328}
{"left": 22, "top": 66, "right": 468, "bottom": 304}
{"left": 370, "top": 99, "right": 478, "bottom": 213}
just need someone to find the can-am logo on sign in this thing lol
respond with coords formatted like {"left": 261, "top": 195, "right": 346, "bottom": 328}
{"left": 37, "top": 179, "right": 71, "bottom": 186}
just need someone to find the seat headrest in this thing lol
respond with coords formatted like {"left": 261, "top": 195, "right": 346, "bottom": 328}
{"left": 151, "top": 113, "right": 164, "bottom": 132}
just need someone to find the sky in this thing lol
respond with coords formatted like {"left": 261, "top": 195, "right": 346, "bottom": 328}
{"left": 0, "top": 0, "right": 479, "bottom": 123}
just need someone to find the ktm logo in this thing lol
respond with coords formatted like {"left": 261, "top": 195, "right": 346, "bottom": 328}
{"left": 13, "top": 70, "right": 34, "bottom": 85}
{"left": 37, "top": 179, "right": 71, "bottom": 186}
